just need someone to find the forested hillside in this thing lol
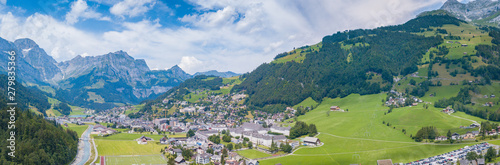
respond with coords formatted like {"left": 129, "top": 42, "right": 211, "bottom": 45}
{"left": 230, "top": 15, "right": 468, "bottom": 112}
{"left": 0, "top": 74, "right": 78, "bottom": 164}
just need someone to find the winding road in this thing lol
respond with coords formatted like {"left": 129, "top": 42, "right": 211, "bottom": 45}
{"left": 72, "top": 124, "right": 94, "bottom": 165}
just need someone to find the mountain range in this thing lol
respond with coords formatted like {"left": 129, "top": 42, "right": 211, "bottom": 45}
{"left": 441, "top": 0, "right": 500, "bottom": 25}
{"left": 0, "top": 37, "right": 239, "bottom": 110}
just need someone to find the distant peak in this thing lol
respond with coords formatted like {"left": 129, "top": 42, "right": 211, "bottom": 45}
{"left": 14, "top": 38, "right": 39, "bottom": 49}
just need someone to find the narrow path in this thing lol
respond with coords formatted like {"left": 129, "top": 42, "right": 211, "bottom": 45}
{"left": 449, "top": 114, "right": 481, "bottom": 132}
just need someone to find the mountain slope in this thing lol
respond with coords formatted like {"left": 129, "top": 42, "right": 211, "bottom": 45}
{"left": 14, "top": 38, "right": 61, "bottom": 82}
{"left": 441, "top": 0, "right": 500, "bottom": 26}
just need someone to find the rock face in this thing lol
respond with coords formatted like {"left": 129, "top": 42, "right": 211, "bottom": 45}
{"left": 57, "top": 50, "right": 150, "bottom": 85}
{"left": 14, "top": 38, "right": 61, "bottom": 82}
{"left": 0, "top": 38, "right": 44, "bottom": 83}
{"left": 441, "top": 0, "right": 500, "bottom": 24}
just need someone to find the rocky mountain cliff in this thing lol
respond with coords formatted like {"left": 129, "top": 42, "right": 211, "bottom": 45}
{"left": 441, "top": 0, "right": 500, "bottom": 25}
{"left": 0, "top": 37, "right": 239, "bottom": 110}
{"left": 14, "top": 38, "right": 61, "bottom": 82}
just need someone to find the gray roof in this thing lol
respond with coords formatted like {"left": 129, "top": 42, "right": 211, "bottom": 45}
{"left": 271, "top": 126, "right": 291, "bottom": 131}
{"left": 303, "top": 137, "right": 319, "bottom": 143}
{"left": 197, "top": 153, "right": 212, "bottom": 159}
{"left": 242, "top": 122, "right": 264, "bottom": 131}
{"left": 477, "top": 158, "right": 485, "bottom": 164}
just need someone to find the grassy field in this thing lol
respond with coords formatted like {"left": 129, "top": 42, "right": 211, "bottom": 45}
{"left": 236, "top": 149, "right": 272, "bottom": 159}
{"left": 87, "top": 92, "right": 105, "bottom": 103}
{"left": 93, "top": 133, "right": 166, "bottom": 141}
{"left": 222, "top": 76, "right": 243, "bottom": 85}
{"left": 420, "top": 85, "right": 464, "bottom": 103}
{"left": 381, "top": 105, "right": 476, "bottom": 135}
{"left": 260, "top": 93, "right": 479, "bottom": 165}
{"left": 95, "top": 140, "right": 165, "bottom": 156}
{"left": 293, "top": 97, "right": 319, "bottom": 109}
{"left": 124, "top": 104, "right": 143, "bottom": 115}
{"left": 273, "top": 43, "right": 321, "bottom": 64}
{"left": 66, "top": 123, "right": 89, "bottom": 138}
{"left": 105, "top": 155, "right": 167, "bottom": 165}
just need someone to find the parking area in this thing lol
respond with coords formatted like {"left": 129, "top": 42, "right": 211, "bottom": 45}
{"left": 406, "top": 142, "right": 492, "bottom": 165}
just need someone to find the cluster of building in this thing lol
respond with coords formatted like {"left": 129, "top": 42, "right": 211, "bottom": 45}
{"left": 385, "top": 90, "right": 423, "bottom": 107}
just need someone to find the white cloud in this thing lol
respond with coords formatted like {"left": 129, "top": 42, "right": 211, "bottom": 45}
{"left": 178, "top": 56, "right": 203, "bottom": 73}
{"left": 110, "top": 0, "right": 156, "bottom": 17}
{"left": 0, "top": 0, "right": 448, "bottom": 74}
{"left": 65, "top": 0, "right": 109, "bottom": 24}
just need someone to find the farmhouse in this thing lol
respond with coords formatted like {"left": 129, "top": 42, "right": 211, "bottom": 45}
{"left": 330, "top": 106, "right": 344, "bottom": 112}
{"left": 464, "top": 131, "right": 475, "bottom": 139}
{"left": 247, "top": 160, "right": 259, "bottom": 165}
{"left": 136, "top": 135, "right": 153, "bottom": 144}
{"left": 174, "top": 155, "right": 185, "bottom": 164}
{"left": 160, "top": 137, "right": 168, "bottom": 144}
{"left": 303, "top": 137, "right": 321, "bottom": 146}
{"left": 442, "top": 106, "right": 454, "bottom": 114}
{"left": 451, "top": 133, "right": 460, "bottom": 140}
{"left": 435, "top": 136, "right": 448, "bottom": 141}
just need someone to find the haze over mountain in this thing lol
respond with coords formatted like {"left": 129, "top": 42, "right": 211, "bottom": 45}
{"left": 0, "top": 37, "right": 239, "bottom": 110}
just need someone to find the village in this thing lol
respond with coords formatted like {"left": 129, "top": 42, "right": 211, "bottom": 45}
{"left": 47, "top": 90, "right": 324, "bottom": 165}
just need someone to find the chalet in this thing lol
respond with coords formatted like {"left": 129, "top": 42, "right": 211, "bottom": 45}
{"left": 160, "top": 137, "right": 168, "bottom": 144}
{"left": 170, "top": 148, "right": 182, "bottom": 155}
{"left": 461, "top": 44, "right": 468, "bottom": 47}
{"left": 492, "top": 95, "right": 496, "bottom": 98}
{"left": 377, "top": 159, "right": 393, "bottom": 165}
{"left": 303, "top": 137, "right": 321, "bottom": 146}
{"left": 330, "top": 106, "right": 345, "bottom": 112}
{"left": 464, "top": 131, "right": 475, "bottom": 139}
{"left": 451, "top": 133, "right": 460, "bottom": 140}
{"left": 175, "top": 155, "right": 185, "bottom": 164}
{"left": 442, "top": 106, "right": 454, "bottom": 114}
{"left": 435, "top": 136, "right": 448, "bottom": 141}
{"left": 247, "top": 160, "right": 259, "bottom": 165}
{"left": 330, "top": 106, "right": 340, "bottom": 111}
{"left": 470, "top": 123, "right": 480, "bottom": 128}
{"left": 136, "top": 135, "right": 153, "bottom": 144}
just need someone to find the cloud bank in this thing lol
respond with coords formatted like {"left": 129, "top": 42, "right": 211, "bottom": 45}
{"left": 0, "top": 0, "right": 447, "bottom": 74}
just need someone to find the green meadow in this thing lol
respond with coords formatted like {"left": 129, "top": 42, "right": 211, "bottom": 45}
{"left": 95, "top": 140, "right": 165, "bottom": 156}
{"left": 104, "top": 155, "right": 167, "bottom": 165}
{"left": 261, "top": 93, "right": 478, "bottom": 165}
{"left": 66, "top": 123, "right": 89, "bottom": 138}
{"left": 93, "top": 133, "right": 166, "bottom": 141}
{"left": 236, "top": 149, "right": 272, "bottom": 159}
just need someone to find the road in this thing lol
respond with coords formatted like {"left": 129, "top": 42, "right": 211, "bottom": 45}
{"left": 72, "top": 124, "right": 94, "bottom": 165}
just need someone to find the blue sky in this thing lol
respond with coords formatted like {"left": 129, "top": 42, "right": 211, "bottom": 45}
{"left": 0, "top": 0, "right": 451, "bottom": 73}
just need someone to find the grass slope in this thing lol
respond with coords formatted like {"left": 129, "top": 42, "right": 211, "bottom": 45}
{"left": 261, "top": 94, "right": 478, "bottom": 165}
{"left": 236, "top": 149, "right": 271, "bottom": 159}
{"left": 95, "top": 140, "right": 165, "bottom": 156}
{"left": 105, "top": 155, "right": 167, "bottom": 165}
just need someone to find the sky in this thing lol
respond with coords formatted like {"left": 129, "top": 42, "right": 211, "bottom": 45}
{"left": 0, "top": 0, "right": 462, "bottom": 74}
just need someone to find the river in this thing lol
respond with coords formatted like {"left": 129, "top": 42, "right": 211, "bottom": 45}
{"left": 72, "top": 124, "right": 94, "bottom": 165}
